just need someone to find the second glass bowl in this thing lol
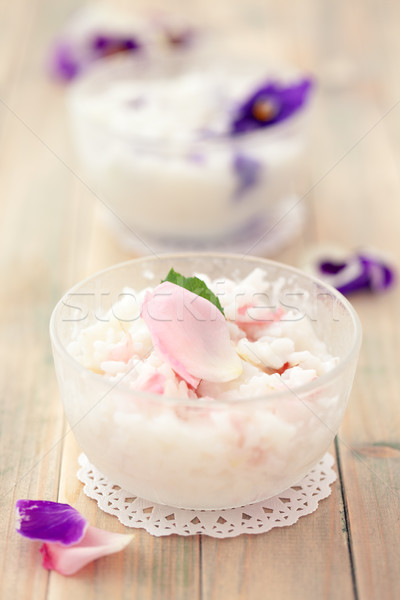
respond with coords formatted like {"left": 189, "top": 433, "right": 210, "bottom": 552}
{"left": 67, "top": 55, "right": 312, "bottom": 254}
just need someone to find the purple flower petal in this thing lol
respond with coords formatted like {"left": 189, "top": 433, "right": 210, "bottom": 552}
{"left": 359, "top": 254, "right": 395, "bottom": 292}
{"left": 15, "top": 500, "right": 88, "bottom": 546}
{"left": 49, "top": 33, "right": 141, "bottom": 82}
{"left": 319, "top": 260, "right": 348, "bottom": 275}
{"left": 91, "top": 34, "right": 142, "bottom": 56}
{"left": 316, "top": 252, "right": 395, "bottom": 295}
{"left": 231, "top": 78, "right": 313, "bottom": 136}
{"left": 49, "top": 42, "right": 80, "bottom": 81}
{"left": 232, "top": 153, "right": 262, "bottom": 200}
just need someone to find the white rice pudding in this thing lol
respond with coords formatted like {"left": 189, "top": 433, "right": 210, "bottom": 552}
{"left": 67, "top": 268, "right": 341, "bottom": 509}
{"left": 68, "top": 59, "right": 309, "bottom": 252}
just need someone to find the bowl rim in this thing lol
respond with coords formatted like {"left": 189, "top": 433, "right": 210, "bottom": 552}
{"left": 49, "top": 252, "right": 362, "bottom": 406}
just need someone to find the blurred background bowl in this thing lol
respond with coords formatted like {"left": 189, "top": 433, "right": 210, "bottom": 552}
{"left": 67, "top": 54, "right": 313, "bottom": 255}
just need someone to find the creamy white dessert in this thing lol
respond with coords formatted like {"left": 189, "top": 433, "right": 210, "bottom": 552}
{"left": 66, "top": 268, "right": 344, "bottom": 509}
{"left": 68, "top": 57, "right": 312, "bottom": 252}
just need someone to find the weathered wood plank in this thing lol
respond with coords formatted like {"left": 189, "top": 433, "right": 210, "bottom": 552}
{"left": 201, "top": 446, "right": 355, "bottom": 600}
{"left": 46, "top": 434, "right": 201, "bottom": 600}
{"left": 0, "top": 4, "right": 94, "bottom": 599}
{"left": 310, "top": 74, "right": 400, "bottom": 600}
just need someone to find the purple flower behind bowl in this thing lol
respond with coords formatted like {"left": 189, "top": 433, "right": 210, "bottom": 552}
{"left": 48, "top": 5, "right": 199, "bottom": 83}
{"left": 230, "top": 78, "right": 313, "bottom": 136}
{"left": 50, "top": 33, "right": 142, "bottom": 81}
{"left": 91, "top": 34, "right": 142, "bottom": 56}
{"left": 50, "top": 41, "right": 80, "bottom": 81}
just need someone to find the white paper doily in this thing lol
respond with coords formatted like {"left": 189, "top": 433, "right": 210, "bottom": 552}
{"left": 77, "top": 453, "right": 336, "bottom": 538}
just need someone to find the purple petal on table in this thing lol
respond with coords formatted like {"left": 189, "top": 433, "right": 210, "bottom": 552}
{"left": 317, "top": 252, "right": 395, "bottom": 295}
{"left": 359, "top": 254, "right": 395, "bottom": 292}
{"left": 15, "top": 500, "right": 88, "bottom": 546}
{"left": 319, "top": 260, "right": 348, "bottom": 275}
{"left": 232, "top": 153, "right": 262, "bottom": 200}
{"left": 231, "top": 77, "right": 313, "bottom": 135}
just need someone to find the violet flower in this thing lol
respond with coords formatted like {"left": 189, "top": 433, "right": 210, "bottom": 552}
{"left": 16, "top": 500, "right": 133, "bottom": 576}
{"left": 91, "top": 34, "right": 142, "bottom": 56}
{"left": 48, "top": 5, "right": 198, "bottom": 83}
{"left": 51, "top": 42, "right": 80, "bottom": 81}
{"left": 230, "top": 78, "right": 313, "bottom": 135}
{"left": 16, "top": 500, "right": 87, "bottom": 544}
{"left": 50, "top": 33, "right": 142, "bottom": 81}
{"left": 315, "top": 252, "right": 395, "bottom": 295}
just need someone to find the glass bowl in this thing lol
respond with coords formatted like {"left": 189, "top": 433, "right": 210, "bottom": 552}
{"left": 67, "top": 55, "right": 312, "bottom": 254}
{"left": 50, "top": 254, "right": 361, "bottom": 510}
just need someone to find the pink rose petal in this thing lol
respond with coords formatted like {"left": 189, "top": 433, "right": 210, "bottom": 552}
{"left": 16, "top": 500, "right": 134, "bottom": 577}
{"left": 235, "top": 305, "right": 284, "bottom": 341}
{"left": 141, "top": 282, "right": 242, "bottom": 386}
{"left": 135, "top": 372, "right": 166, "bottom": 395}
{"left": 39, "top": 525, "right": 134, "bottom": 576}
{"left": 108, "top": 333, "right": 134, "bottom": 363}
{"left": 236, "top": 304, "right": 284, "bottom": 324}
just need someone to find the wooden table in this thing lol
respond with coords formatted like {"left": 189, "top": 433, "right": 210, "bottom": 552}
{"left": 1, "top": 0, "right": 399, "bottom": 598}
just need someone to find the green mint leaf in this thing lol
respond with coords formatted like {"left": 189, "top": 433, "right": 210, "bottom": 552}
{"left": 161, "top": 268, "right": 225, "bottom": 316}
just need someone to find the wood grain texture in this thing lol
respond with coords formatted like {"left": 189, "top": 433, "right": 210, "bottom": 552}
{"left": 309, "top": 10, "right": 400, "bottom": 593}
{"left": 201, "top": 451, "right": 355, "bottom": 600}
{"left": 1, "top": 0, "right": 400, "bottom": 598}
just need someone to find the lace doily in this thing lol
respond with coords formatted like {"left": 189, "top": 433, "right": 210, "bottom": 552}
{"left": 77, "top": 453, "right": 336, "bottom": 538}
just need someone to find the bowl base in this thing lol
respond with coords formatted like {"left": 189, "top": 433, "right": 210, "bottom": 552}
{"left": 101, "top": 195, "right": 305, "bottom": 256}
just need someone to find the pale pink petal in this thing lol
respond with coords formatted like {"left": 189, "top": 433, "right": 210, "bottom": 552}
{"left": 108, "top": 333, "right": 134, "bottom": 363}
{"left": 237, "top": 303, "right": 252, "bottom": 317}
{"left": 40, "top": 525, "right": 134, "bottom": 576}
{"left": 141, "top": 282, "right": 242, "bottom": 385}
{"left": 136, "top": 372, "right": 166, "bottom": 395}
{"left": 235, "top": 305, "right": 284, "bottom": 340}
{"left": 236, "top": 304, "right": 284, "bottom": 324}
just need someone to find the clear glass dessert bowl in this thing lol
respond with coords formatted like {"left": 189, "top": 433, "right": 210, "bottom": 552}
{"left": 67, "top": 54, "right": 313, "bottom": 254}
{"left": 50, "top": 254, "right": 361, "bottom": 510}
